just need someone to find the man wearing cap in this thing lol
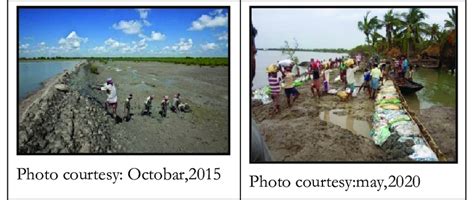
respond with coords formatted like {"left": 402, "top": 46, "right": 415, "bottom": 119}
{"left": 98, "top": 78, "right": 118, "bottom": 116}
{"left": 267, "top": 64, "right": 280, "bottom": 114}
{"left": 124, "top": 94, "right": 133, "bottom": 121}
{"left": 161, "top": 96, "right": 170, "bottom": 118}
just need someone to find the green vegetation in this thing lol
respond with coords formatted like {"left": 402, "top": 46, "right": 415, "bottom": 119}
{"left": 89, "top": 64, "right": 99, "bottom": 74}
{"left": 354, "top": 8, "right": 456, "bottom": 69}
{"left": 19, "top": 57, "right": 229, "bottom": 67}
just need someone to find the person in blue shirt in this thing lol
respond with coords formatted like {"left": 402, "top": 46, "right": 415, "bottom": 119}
{"left": 402, "top": 56, "right": 410, "bottom": 78}
{"left": 358, "top": 67, "right": 371, "bottom": 96}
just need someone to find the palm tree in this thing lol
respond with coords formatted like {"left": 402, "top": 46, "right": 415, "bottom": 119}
{"left": 358, "top": 11, "right": 380, "bottom": 48}
{"left": 382, "top": 9, "right": 402, "bottom": 49}
{"left": 429, "top": 23, "right": 441, "bottom": 42}
{"left": 398, "top": 8, "right": 430, "bottom": 58}
{"left": 444, "top": 9, "right": 456, "bottom": 30}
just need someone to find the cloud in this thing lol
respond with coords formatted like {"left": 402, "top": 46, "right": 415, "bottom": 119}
{"left": 113, "top": 20, "right": 142, "bottom": 34}
{"left": 150, "top": 31, "right": 165, "bottom": 41}
{"left": 201, "top": 42, "right": 218, "bottom": 50}
{"left": 104, "top": 38, "right": 127, "bottom": 49}
{"left": 92, "top": 38, "right": 148, "bottom": 54}
{"left": 19, "top": 43, "right": 30, "bottom": 49}
{"left": 39, "top": 42, "right": 46, "bottom": 46}
{"left": 137, "top": 9, "right": 150, "bottom": 19}
{"left": 136, "top": 9, "right": 152, "bottom": 26}
{"left": 139, "top": 31, "right": 166, "bottom": 41}
{"left": 164, "top": 38, "right": 193, "bottom": 52}
{"left": 217, "top": 31, "right": 228, "bottom": 41}
{"left": 58, "top": 31, "right": 88, "bottom": 51}
{"left": 188, "top": 9, "right": 228, "bottom": 31}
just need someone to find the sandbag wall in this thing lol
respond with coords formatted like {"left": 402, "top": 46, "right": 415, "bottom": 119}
{"left": 370, "top": 80, "right": 438, "bottom": 161}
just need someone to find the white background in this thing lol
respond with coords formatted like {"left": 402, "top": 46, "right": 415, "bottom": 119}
{"left": 1, "top": 0, "right": 473, "bottom": 199}
{"left": 6, "top": 0, "right": 240, "bottom": 199}
{"left": 241, "top": 0, "right": 468, "bottom": 199}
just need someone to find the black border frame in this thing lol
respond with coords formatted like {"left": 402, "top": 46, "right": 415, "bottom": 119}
{"left": 14, "top": 6, "right": 231, "bottom": 156}
{"left": 249, "top": 6, "right": 461, "bottom": 164}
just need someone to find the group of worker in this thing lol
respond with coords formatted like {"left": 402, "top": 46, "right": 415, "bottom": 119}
{"left": 95, "top": 78, "right": 190, "bottom": 122}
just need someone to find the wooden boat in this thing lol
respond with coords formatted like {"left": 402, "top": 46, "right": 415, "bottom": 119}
{"left": 389, "top": 72, "right": 424, "bottom": 94}
{"left": 395, "top": 78, "right": 424, "bottom": 94}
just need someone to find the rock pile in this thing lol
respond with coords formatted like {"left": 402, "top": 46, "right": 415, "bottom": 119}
{"left": 19, "top": 67, "right": 115, "bottom": 154}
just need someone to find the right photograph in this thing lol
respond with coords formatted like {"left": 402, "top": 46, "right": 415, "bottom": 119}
{"left": 250, "top": 7, "right": 457, "bottom": 163}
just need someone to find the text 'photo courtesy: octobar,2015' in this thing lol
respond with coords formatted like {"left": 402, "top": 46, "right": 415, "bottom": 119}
{"left": 250, "top": 7, "right": 457, "bottom": 163}
{"left": 17, "top": 7, "right": 230, "bottom": 154}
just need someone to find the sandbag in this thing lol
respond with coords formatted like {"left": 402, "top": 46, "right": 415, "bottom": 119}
{"left": 328, "top": 89, "right": 338, "bottom": 94}
{"left": 376, "top": 98, "right": 401, "bottom": 105}
{"left": 409, "top": 144, "right": 438, "bottom": 161}
{"left": 388, "top": 115, "right": 411, "bottom": 126}
{"left": 373, "top": 126, "right": 391, "bottom": 146}
{"left": 252, "top": 88, "right": 272, "bottom": 104}
{"left": 393, "top": 122, "right": 421, "bottom": 137}
{"left": 377, "top": 104, "right": 400, "bottom": 110}
{"left": 344, "top": 59, "right": 355, "bottom": 66}
{"left": 278, "top": 59, "right": 294, "bottom": 67}
{"left": 336, "top": 91, "right": 348, "bottom": 99}
{"left": 293, "top": 80, "right": 303, "bottom": 87}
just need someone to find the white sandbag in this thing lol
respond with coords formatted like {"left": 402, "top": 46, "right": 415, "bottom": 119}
{"left": 393, "top": 121, "right": 421, "bottom": 137}
{"left": 278, "top": 59, "right": 294, "bottom": 67}
{"left": 409, "top": 144, "right": 438, "bottom": 161}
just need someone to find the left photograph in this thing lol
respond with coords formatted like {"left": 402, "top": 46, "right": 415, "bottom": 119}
{"left": 17, "top": 7, "right": 230, "bottom": 154}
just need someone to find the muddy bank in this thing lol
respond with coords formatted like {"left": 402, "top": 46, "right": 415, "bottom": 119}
{"left": 419, "top": 106, "right": 456, "bottom": 161}
{"left": 19, "top": 62, "right": 115, "bottom": 153}
{"left": 19, "top": 60, "right": 229, "bottom": 153}
{"left": 252, "top": 74, "right": 390, "bottom": 161}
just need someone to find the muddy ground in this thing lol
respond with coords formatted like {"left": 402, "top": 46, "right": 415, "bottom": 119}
{"left": 19, "top": 61, "right": 229, "bottom": 153}
{"left": 252, "top": 71, "right": 390, "bottom": 162}
{"left": 419, "top": 106, "right": 456, "bottom": 161}
{"left": 252, "top": 70, "right": 456, "bottom": 162}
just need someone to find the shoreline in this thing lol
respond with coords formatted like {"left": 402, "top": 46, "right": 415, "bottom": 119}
{"left": 19, "top": 61, "right": 88, "bottom": 122}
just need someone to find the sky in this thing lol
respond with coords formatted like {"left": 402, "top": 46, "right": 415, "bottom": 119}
{"left": 19, "top": 8, "right": 229, "bottom": 57}
{"left": 252, "top": 8, "right": 453, "bottom": 49}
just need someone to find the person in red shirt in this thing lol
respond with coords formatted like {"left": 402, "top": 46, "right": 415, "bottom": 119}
{"left": 309, "top": 59, "right": 322, "bottom": 97}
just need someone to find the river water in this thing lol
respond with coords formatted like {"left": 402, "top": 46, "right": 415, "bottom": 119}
{"left": 253, "top": 50, "right": 348, "bottom": 89}
{"left": 19, "top": 60, "right": 82, "bottom": 100}
{"left": 403, "top": 67, "right": 456, "bottom": 113}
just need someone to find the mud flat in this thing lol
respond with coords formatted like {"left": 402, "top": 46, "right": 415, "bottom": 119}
{"left": 419, "top": 106, "right": 456, "bottom": 161}
{"left": 19, "top": 60, "right": 229, "bottom": 154}
{"left": 252, "top": 74, "right": 390, "bottom": 162}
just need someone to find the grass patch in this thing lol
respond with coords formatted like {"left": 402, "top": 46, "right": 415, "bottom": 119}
{"left": 89, "top": 64, "right": 99, "bottom": 74}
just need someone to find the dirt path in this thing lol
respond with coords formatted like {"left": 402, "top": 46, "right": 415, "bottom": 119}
{"left": 252, "top": 74, "right": 390, "bottom": 161}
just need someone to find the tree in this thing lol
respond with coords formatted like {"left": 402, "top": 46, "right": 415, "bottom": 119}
{"left": 444, "top": 9, "right": 456, "bottom": 30}
{"left": 398, "top": 8, "right": 430, "bottom": 58}
{"left": 281, "top": 38, "right": 300, "bottom": 65}
{"left": 428, "top": 23, "right": 441, "bottom": 42}
{"left": 358, "top": 11, "right": 380, "bottom": 48}
{"left": 382, "top": 9, "right": 402, "bottom": 49}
